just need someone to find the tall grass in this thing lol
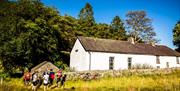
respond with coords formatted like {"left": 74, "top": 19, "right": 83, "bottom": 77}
{"left": 0, "top": 78, "right": 32, "bottom": 91}
{"left": 65, "top": 69, "right": 180, "bottom": 91}
{"left": 65, "top": 74, "right": 180, "bottom": 91}
{"left": 1, "top": 69, "right": 180, "bottom": 91}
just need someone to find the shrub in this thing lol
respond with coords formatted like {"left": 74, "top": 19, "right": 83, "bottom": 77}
{"left": 132, "top": 64, "right": 153, "bottom": 69}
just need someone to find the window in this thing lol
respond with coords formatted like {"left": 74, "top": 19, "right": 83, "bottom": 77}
{"left": 128, "top": 57, "right": 132, "bottom": 69}
{"left": 157, "top": 66, "right": 160, "bottom": 69}
{"left": 75, "top": 49, "right": 78, "bottom": 52}
{"left": 109, "top": 57, "right": 114, "bottom": 70}
{"left": 166, "top": 62, "right": 169, "bottom": 68}
{"left": 156, "top": 56, "right": 160, "bottom": 64}
{"left": 177, "top": 57, "right": 179, "bottom": 64}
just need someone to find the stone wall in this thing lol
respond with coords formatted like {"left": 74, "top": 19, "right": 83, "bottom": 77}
{"left": 64, "top": 68, "right": 180, "bottom": 81}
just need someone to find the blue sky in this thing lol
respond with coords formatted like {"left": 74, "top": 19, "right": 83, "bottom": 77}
{"left": 42, "top": 0, "right": 180, "bottom": 49}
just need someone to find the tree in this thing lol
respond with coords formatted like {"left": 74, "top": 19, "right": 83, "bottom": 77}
{"left": 78, "top": 3, "right": 95, "bottom": 27}
{"left": 126, "top": 11, "right": 158, "bottom": 43}
{"left": 93, "top": 23, "right": 110, "bottom": 38}
{"left": 0, "top": 0, "right": 71, "bottom": 71}
{"left": 78, "top": 3, "right": 95, "bottom": 36}
{"left": 173, "top": 20, "right": 180, "bottom": 52}
{"left": 110, "top": 16, "right": 127, "bottom": 40}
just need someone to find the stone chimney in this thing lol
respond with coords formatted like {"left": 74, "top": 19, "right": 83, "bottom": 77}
{"left": 128, "top": 37, "right": 135, "bottom": 44}
{"left": 150, "top": 42, "right": 156, "bottom": 47}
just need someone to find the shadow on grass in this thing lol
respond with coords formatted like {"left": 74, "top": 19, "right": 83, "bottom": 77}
{"left": 0, "top": 83, "right": 31, "bottom": 91}
{"left": 65, "top": 86, "right": 180, "bottom": 91}
{"left": 1, "top": 83, "right": 179, "bottom": 91}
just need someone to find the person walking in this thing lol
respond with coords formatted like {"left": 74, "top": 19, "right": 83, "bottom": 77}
{"left": 56, "top": 69, "right": 62, "bottom": 87}
{"left": 43, "top": 72, "right": 49, "bottom": 91}
{"left": 23, "top": 70, "right": 31, "bottom": 86}
{"left": 49, "top": 69, "right": 55, "bottom": 86}
{"left": 32, "top": 71, "right": 39, "bottom": 91}
{"left": 60, "top": 74, "right": 67, "bottom": 89}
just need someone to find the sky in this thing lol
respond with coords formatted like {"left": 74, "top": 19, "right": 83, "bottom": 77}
{"left": 42, "top": 0, "right": 180, "bottom": 49}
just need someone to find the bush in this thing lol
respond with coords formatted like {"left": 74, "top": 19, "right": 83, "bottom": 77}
{"left": 132, "top": 64, "right": 153, "bottom": 69}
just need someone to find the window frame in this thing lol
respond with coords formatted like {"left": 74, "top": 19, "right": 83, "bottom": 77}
{"left": 176, "top": 57, "right": 179, "bottom": 64}
{"left": 156, "top": 56, "right": 160, "bottom": 64}
{"left": 128, "top": 57, "right": 132, "bottom": 69}
{"left": 109, "top": 57, "right": 114, "bottom": 70}
{"left": 166, "top": 62, "right": 169, "bottom": 68}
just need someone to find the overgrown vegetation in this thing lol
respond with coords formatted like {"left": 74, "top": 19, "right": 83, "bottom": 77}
{"left": 131, "top": 64, "right": 153, "bottom": 69}
{"left": 0, "top": 0, "right": 158, "bottom": 73}
{"left": 1, "top": 69, "right": 180, "bottom": 91}
{"left": 173, "top": 20, "right": 180, "bottom": 52}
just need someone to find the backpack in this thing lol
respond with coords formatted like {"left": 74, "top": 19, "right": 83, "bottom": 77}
{"left": 57, "top": 71, "right": 62, "bottom": 78}
{"left": 49, "top": 72, "right": 55, "bottom": 79}
{"left": 25, "top": 73, "right": 30, "bottom": 80}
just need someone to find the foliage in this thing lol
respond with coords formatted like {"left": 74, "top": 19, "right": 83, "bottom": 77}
{"left": 126, "top": 11, "right": 158, "bottom": 43}
{"left": 131, "top": 64, "right": 153, "bottom": 69}
{"left": 54, "top": 60, "right": 69, "bottom": 71}
{"left": 0, "top": 0, "right": 68, "bottom": 71}
{"left": 0, "top": 1, "right": 158, "bottom": 73}
{"left": 78, "top": 3, "right": 95, "bottom": 27}
{"left": 2, "top": 69, "right": 180, "bottom": 91}
{"left": 110, "top": 16, "right": 127, "bottom": 40}
{"left": 173, "top": 20, "right": 180, "bottom": 52}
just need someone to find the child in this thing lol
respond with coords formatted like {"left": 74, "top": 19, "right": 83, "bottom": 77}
{"left": 23, "top": 70, "right": 31, "bottom": 86}
{"left": 49, "top": 69, "right": 55, "bottom": 86}
{"left": 32, "top": 71, "right": 38, "bottom": 91}
{"left": 60, "top": 74, "right": 67, "bottom": 89}
{"left": 56, "top": 69, "right": 62, "bottom": 87}
{"left": 43, "top": 72, "right": 49, "bottom": 91}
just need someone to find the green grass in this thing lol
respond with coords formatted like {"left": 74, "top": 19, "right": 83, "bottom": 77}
{"left": 1, "top": 69, "right": 180, "bottom": 91}
{"left": 66, "top": 74, "right": 180, "bottom": 91}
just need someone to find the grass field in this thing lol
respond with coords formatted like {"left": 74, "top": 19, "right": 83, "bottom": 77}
{"left": 1, "top": 69, "right": 180, "bottom": 91}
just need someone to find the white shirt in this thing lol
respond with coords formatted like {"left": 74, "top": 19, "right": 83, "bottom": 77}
{"left": 33, "top": 73, "right": 38, "bottom": 82}
{"left": 43, "top": 74, "right": 49, "bottom": 84}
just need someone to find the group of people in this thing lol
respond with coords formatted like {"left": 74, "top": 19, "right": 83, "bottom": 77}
{"left": 23, "top": 69, "right": 67, "bottom": 91}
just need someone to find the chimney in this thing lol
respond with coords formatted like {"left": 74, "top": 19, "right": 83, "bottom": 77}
{"left": 128, "top": 37, "right": 135, "bottom": 44}
{"left": 150, "top": 41, "right": 156, "bottom": 47}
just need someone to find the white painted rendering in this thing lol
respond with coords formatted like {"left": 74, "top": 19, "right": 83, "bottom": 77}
{"left": 70, "top": 39, "right": 90, "bottom": 71}
{"left": 159, "top": 56, "right": 180, "bottom": 68}
{"left": 90, "top": 52, "right": 157, "bottom": 70}
{"left": 70, "top": 39, "right": 180, "bottom": 71}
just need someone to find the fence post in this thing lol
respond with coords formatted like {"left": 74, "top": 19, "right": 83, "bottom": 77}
{"left": 0, "top": 77, "right": 3, "bottom": 85}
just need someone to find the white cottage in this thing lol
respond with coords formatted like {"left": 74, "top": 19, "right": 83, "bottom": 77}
{"left": 70, "top": 36, "right": 180, "bottom": 71}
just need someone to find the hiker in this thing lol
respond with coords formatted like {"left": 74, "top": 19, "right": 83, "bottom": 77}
{"left": 32, "top": 71, "right": 39, "bottom": 91}
{"left": 49, "top": 69, "right": 55, "bottom": 86}
{"left": 23, "top": 70, "right": 31, "bottom": 86}
{"left": 60, "top": 74, "right": 67, "bottom": 89}
{"left": 43, "top": 72, "right": 49, "bottom": 91}
{"left": 56, "top": 69, "right": 62, "bottom": 87}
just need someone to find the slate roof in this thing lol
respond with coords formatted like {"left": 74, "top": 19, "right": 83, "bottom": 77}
{"left": 31, "top": 61, "right": 59, "bottom": 73}
{"left": 77, "top": 36, "right": 180, "bottom": 57}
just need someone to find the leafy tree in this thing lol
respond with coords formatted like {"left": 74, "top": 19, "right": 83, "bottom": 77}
{"left": 173, "top": 20, "right": 180, "bottom": 52}
{"left": 0, "top": 0, "right": 69, "bottom": 71}
{"left": 78, "top": 3, "right": 95, "bottom": 36}
{"left": 93, "top": 23, "right": 110, "bottom": 38}
{"left": 78, "top": 3, "right": 95, "bottom": 27}
{"left": 126, "top": 11, "right": 158, "bottom": 43}
{"left": 110, "top": 16, "right": 127, "bottom": 40}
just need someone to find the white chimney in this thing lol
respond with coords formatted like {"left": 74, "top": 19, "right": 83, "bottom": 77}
{"left": 150, "top": 42, "right": 156, "bottom": 47}
{"left": 128, "top": 37, "right": 135, "bottom": 44}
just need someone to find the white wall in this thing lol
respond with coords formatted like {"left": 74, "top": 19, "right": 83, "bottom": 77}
{"left": 159, "top": 56, "right": 180, "bottom": 68}
{"left": 90, "top": 52, "right": 156, "bottom": 70}
{"left": 89, "top": 52, "right": 180, "bottom": 70}
{"left": 70, "top": 40, "right": 180, "bottom": 71}
{"left": 70, "top": 39, "right": 90, "bottom": 71}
